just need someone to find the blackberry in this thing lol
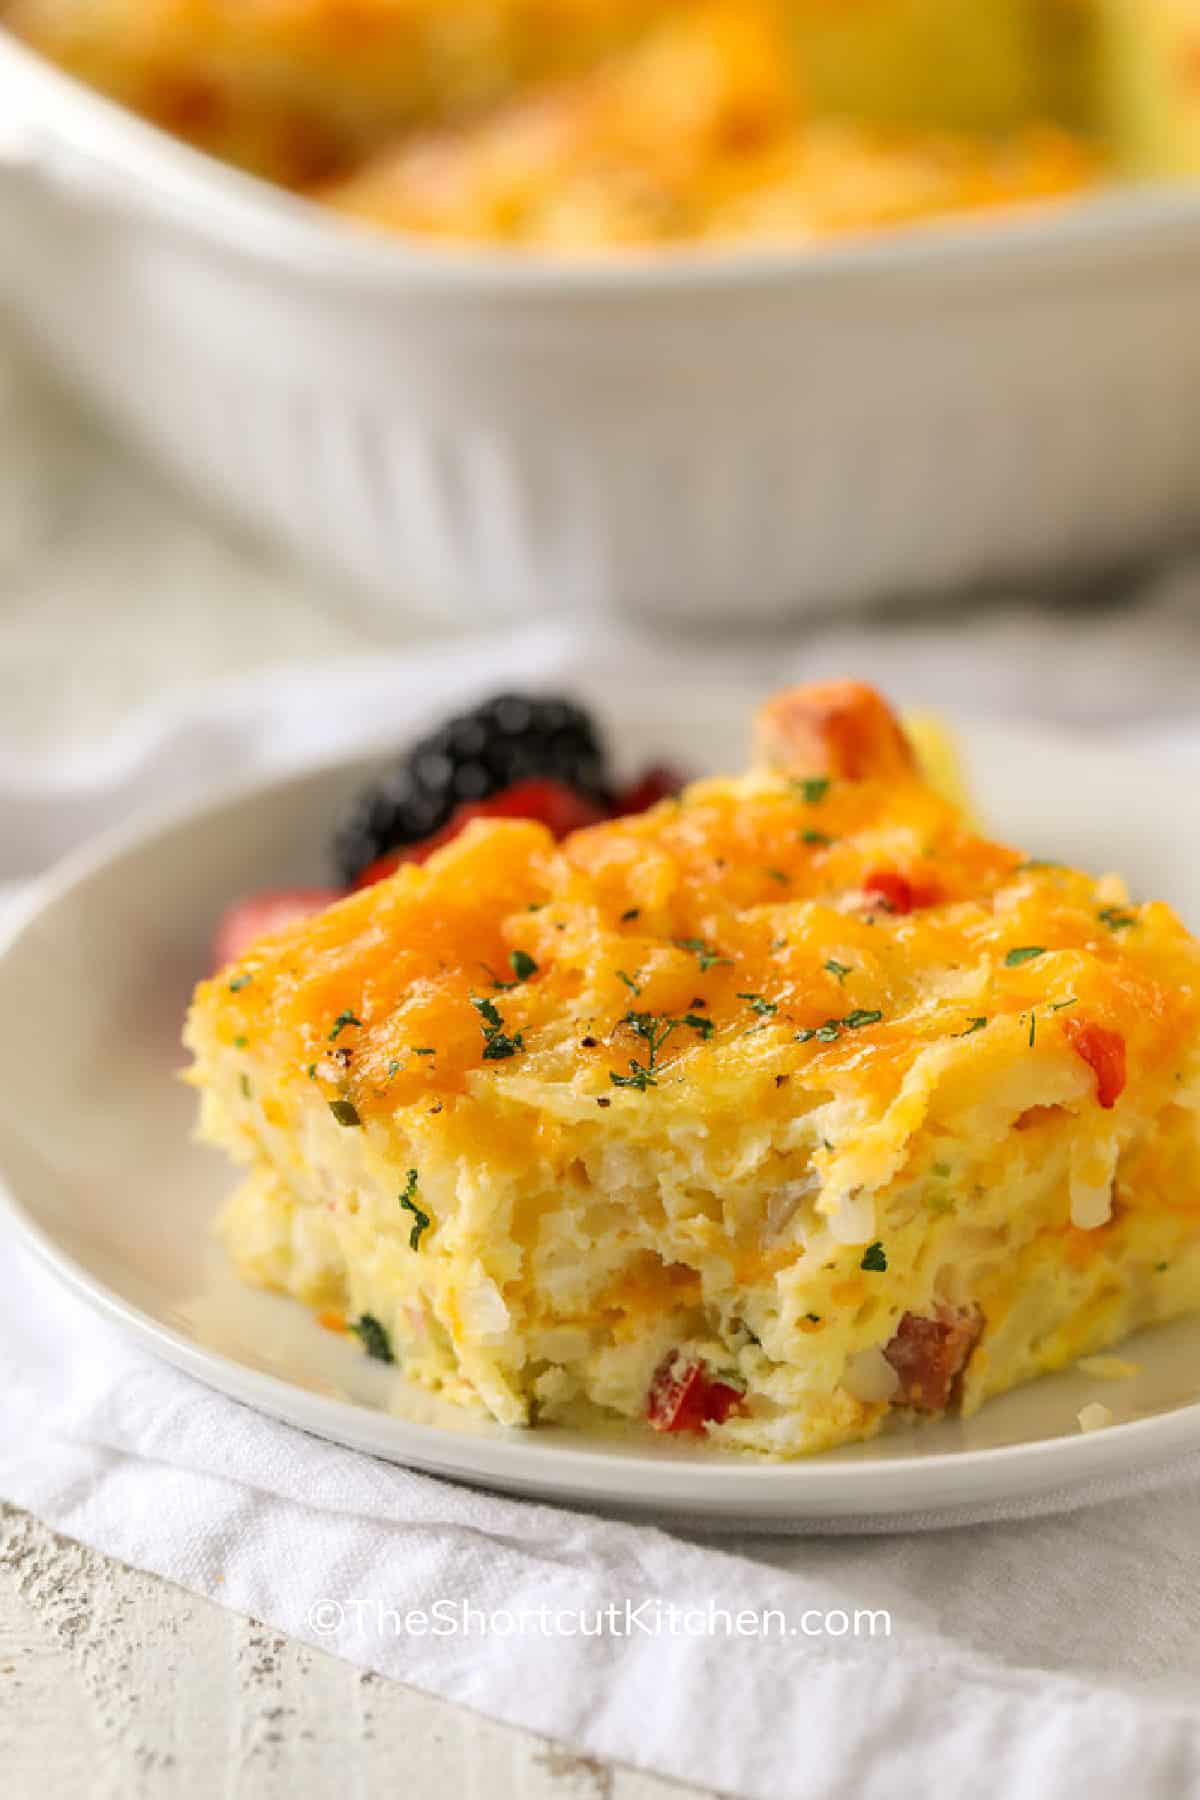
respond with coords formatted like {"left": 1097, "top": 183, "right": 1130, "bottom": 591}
{"left": 333, "top": 691, "right": 611, "bottom": 884}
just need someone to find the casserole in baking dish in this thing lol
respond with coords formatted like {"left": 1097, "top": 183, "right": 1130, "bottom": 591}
{"left": 4, "top": 8, "right": 1200, "bottom": 623}
{"left": 9, "top": 0, "right": 1200, "bottom": 252}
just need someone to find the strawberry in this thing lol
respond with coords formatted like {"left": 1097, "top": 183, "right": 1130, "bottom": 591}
{"left": 352, "top": 778, "right": 609, "bottom": 888}
{"left": 213, "top": 888, "right": 341, "bottom": 971}
{"left": 614, "top": 764, "right": 688, "bottom": 816}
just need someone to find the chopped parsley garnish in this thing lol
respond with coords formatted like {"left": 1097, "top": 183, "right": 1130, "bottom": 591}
{"left": 413, "top": 1046, "right": 436, "bottom": 1055}
{"left": 738, "top": 993, "right": 777, "bottom": 1017}
{"left": 672, "top": 937, "right": 732, "bottom": 973}
{"left": 228, "top": 973, "right": 252, "bottom": 993}
{"left": 328, "top": 1098, "right": 361, "bottom": 1128}
{"left": 610, "top": 1066, "right": 655, "bottom": 1092}
{"left": 488, "top": 949, "right": 539, "bottom": 990}
{"left": 239, "top": 1074, "right": 252, "bottom": 1099}
{"left": 328, "top": 1010, "right": 362, "bottom": 1041}
{"left": 955, "top": 1017, "right": 988, "bottom": 1037}
{"left": 680, "top": 1012, "right": 714, "bottom": 1040}
{"left": 1028, "top": 1012, "right": 1037, "bottom": 1048}
{"left": 350, "top": 1314, "right": 394, "bottom": 1364}
{"left": 793, "top": 776, "right": 830, "bottom": 804}
{"left": 824, "top": 959, "right": 851, "bottom": 983}
{"left": 766, "top": 868, "right": 789, "bottom": 885}
{"left": 399, "top": 1169, "right": 431, "bottom": 1251}
{"left": 472, "top": 995, "right": 524, "bottom": 1061}
{"left": 307, "top": 1063, "right": 317, "bottom": 1079}
{"left": 860, "top": 1241, "right": 888, "bottom": 1273}
{"left": 1005, "top": 946, "right": 1046, "bottom": 967}
{"left": 610, "top": 1012, "right": 674, "bottom": 1091}
{"left": 620, "top": 908, "right": 641, "bottom": 923}
{"left": 805, "top": 1312, "right": 822, "bottom": 1324}
{"left": 1098, "top": 907, "right": 1137, "bottom": 931}
{"left": 1050, "top": 997, "right": 1078, "bottom": 1012}
{"left": 616, "top": 969, "right": 643, "bottom": 996}
{"left": 802, "top": 830, "right": 834, "bottom": 847}
{"left": 386, "top": 1060, "right": 402, "bottom": 1079}
{"left": 233, "top": 1034, "right": 248, "bottom": 1049}
{"left": 795, "top": 1009, "right": 882, "bottom": 1044}
{"left": 609, "top": 1009, "right": 711, "bottom": 1090}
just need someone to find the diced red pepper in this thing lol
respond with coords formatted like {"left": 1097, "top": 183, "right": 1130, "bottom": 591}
{"left": 213, "top": 887, "right": 342, "bottom": 971}
{"left": 863, "top": 869, "right": 914, "bottom": 914}
{"left": 862, "top": 868, "right": 941, "bottom": 915}
{"left": 647, "top": 1351, "right": 745, "bottom": 1433}
{"left": 352, "top": 778, "right": 610, "bottom": 888}
{"left": 1062, "top": 1018, "right": 1127, "bottom": 1109}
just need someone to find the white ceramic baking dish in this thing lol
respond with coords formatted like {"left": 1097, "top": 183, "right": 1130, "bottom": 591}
{"left": 4, "top": 28, "right": 1200, "bottom": 630}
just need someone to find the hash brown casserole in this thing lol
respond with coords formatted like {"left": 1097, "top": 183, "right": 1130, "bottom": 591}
{"left": 185, "top": 682, "right": 1200, "bottom": 1457}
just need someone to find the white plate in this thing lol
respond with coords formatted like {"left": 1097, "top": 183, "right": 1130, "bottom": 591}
{"left": 3, "top": 692, "right": 1200, "bottom": 1525}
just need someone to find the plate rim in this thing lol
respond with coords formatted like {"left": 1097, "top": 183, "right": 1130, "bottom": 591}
{"left": 5, "top": 715, "right": 1200, "bottom": 1522}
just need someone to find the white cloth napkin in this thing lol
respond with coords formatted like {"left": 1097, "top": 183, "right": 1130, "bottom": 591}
{"left": 4, "top": 630, "right": 1200, "bottom": 1797}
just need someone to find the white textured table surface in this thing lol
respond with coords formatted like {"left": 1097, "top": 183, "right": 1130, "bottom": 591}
{"left": 4, "top": 331, "right": 1200, "bottom": 1798}
{"left": 0, "top": 1506, "right": 699, "bottom": 1800}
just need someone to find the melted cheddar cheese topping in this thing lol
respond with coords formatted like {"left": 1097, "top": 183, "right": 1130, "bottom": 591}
{"left": 201, "top": 769, "right": 1200, "bottom": 1135}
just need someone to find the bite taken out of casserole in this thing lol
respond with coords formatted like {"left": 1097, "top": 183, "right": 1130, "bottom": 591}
{"left": 185, "top": 682, "right": 1200, "bottom": 1457}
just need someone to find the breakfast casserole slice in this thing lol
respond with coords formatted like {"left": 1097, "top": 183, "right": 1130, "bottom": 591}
{"left": 185, "top": 682, "right": 1200, "bottom": 1456}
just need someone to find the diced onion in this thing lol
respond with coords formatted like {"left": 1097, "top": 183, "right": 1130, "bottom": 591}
{"left": 461, "top": 1277, "right": 510, "bottom": 1342}
{"left": 1070, "top": 1176, "right": 1113, "bottom": 1231}
{"left": 825, "top": 1188, "right": 876, "bottom": 1246}
{"left": 1070, "top": 1134, "right": 1117, "bottom": 1230}
{"left": 842, "top": 1347, "right": 901, "bottom": 1405}
{"left": 765, "top": 1174, "right": 820, "bottom": 1240}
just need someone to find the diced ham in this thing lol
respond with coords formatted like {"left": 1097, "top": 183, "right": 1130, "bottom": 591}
{"left": 753, "top": 681, "right": 917, "bottom": 782}
{"left": 882, "top": 1305, "right": 983, "bottom": 1413}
